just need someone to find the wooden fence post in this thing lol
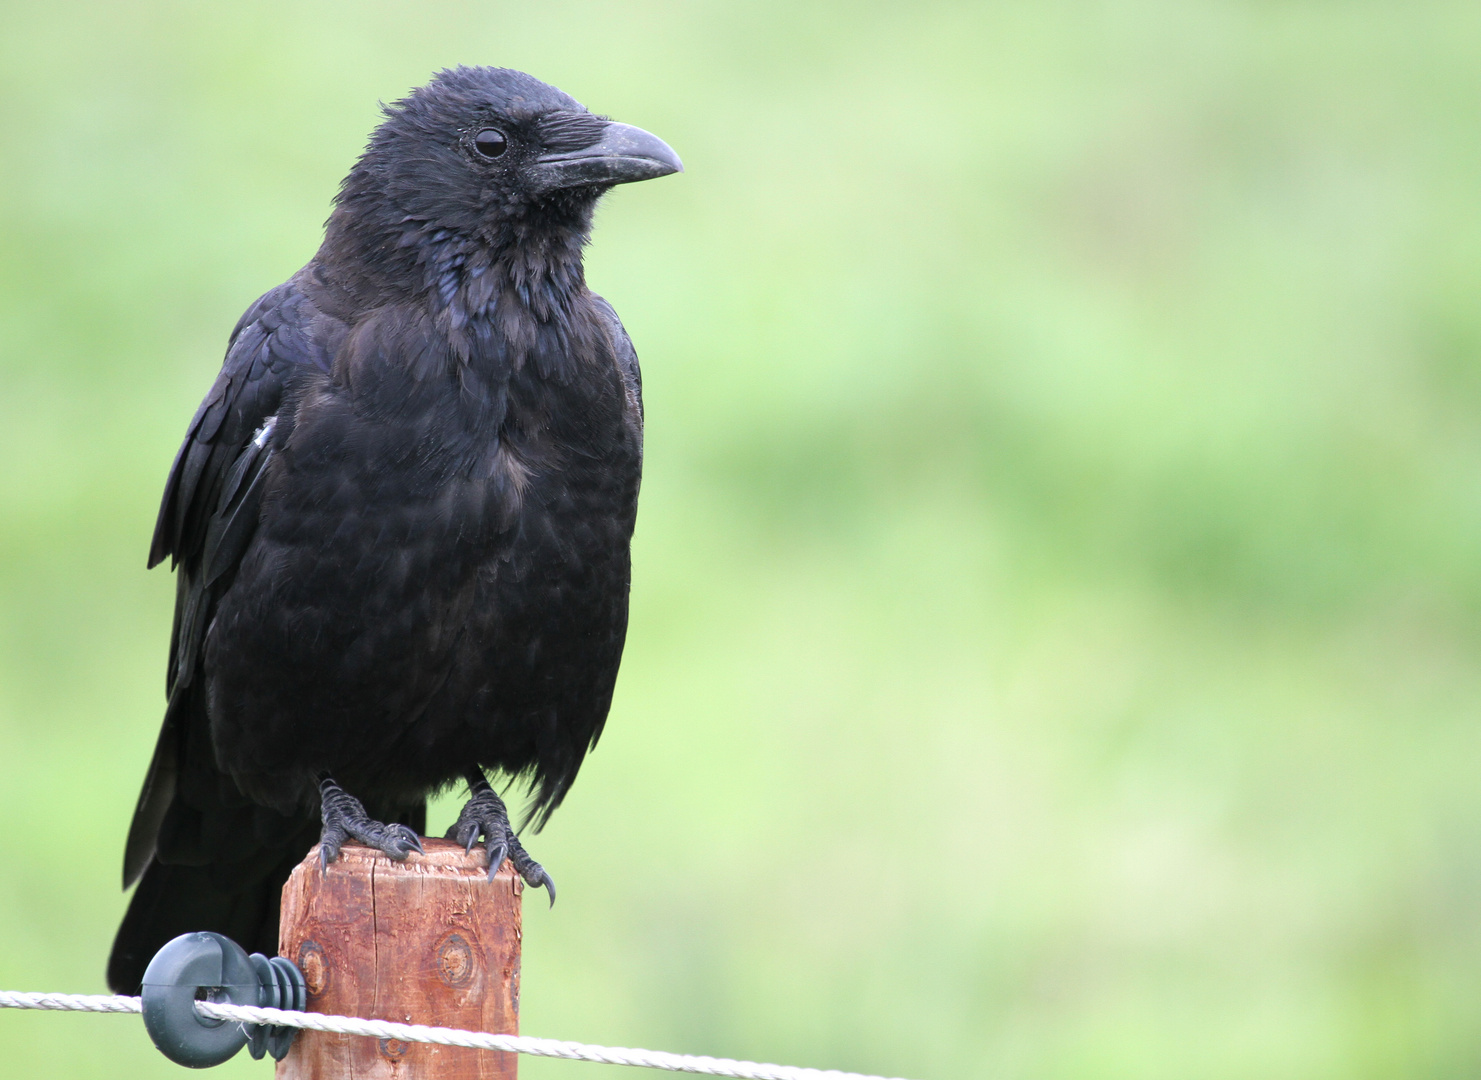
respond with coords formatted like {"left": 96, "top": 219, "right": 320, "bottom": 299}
{"left": 275, "top": 838, "right": 522, "bottom": 1079}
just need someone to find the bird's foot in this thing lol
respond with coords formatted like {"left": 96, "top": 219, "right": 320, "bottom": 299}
{"left": 445, "top": 778, "right": 556, "bottom": 903}
{"left": 318, "top": 777, "right": 424, "bottom": 870}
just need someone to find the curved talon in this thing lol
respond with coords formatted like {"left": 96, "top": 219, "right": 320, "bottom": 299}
{"left": 382, "top": 824, "right": 424, "bottom": 860}
{"left": 484, "top": 840, "right": 509, "bottom": 880}
{"left": 507, "top": 833, "right": 555, "bottom": 904}
{"left": 319, "top": 820, "right": 348, "bottom": 871}
{"left": 524, "top": 865, "right": 556, "bottom": 906}
{"left": 445, "top": 819, "right": 476, "bottom": 853}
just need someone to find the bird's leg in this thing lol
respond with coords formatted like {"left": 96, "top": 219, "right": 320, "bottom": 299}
{"left": 317, "top": 775, "right": 424, "bottom": 870}
{"left": 445, "top": 769, "right": 556, "bottom": 902}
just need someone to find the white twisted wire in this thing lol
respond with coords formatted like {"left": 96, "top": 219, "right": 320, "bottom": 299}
{"left": 0, "top": 990, "right": 913, "bottom": 1080}
{"left": 0, "top": 991, "right": 142, "bottom": 1015}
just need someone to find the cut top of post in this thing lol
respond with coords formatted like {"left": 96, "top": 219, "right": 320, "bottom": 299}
{"left": 277, "top": 839, "right": 522, "bottom": 1080}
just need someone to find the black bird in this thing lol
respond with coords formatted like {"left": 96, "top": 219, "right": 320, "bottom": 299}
{"left": 106, "top": 67, "right": 680, "bottom": 994}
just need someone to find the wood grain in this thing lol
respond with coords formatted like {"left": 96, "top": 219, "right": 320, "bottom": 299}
{"left": 276, "top": 838, "right": 521, "bottom": 1079}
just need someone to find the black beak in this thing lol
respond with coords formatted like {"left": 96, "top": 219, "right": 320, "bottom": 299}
{"left": 530, "top": 121, "right": 683, "bottom": 194}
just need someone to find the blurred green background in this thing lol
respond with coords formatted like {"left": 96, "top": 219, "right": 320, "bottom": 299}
{"left": 3, "top": 2, "right": 1481, "bottom": 1077}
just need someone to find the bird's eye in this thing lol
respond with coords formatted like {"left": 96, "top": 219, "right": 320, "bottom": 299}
{"left": 472, "top": 128, "right": 508, "bottom": 160}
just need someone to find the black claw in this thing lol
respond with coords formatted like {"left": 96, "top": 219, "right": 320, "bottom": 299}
{"left": 318, "top": 777, "right": 426, "bottom": 865}
{"left": 319, "top": 822, "right": 346, "bottom": 872}
{"left": 519, "top": 862, "right": 556, "bottom": 905}
{"left": 447, "top": 770, "right": 554, "bottom": 894}
{"left": 507, "top": 833, "right": 554, "bottom": 904}
{"left": 386, "top": 824, "right": 424, "bottom": 858}
{"left": 486, "top": 841, "right": 509, "bottom": 877}
{"left": 530, "top": 868, "right": 556, "bottom": 906}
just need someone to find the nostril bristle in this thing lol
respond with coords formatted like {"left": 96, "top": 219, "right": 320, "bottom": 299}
{"left": 538, "top": 111, "right": 608, "bottom": 152}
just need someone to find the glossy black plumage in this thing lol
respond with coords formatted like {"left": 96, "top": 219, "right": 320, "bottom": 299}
{"left": 107, "top": 67, "right": 679, "bottom": 993}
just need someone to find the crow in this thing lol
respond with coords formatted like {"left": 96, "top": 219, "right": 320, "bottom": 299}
{"left": 106, "top": 66, "right": 681, "bottom": 994}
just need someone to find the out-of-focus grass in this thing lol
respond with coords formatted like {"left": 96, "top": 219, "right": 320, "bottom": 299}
{"left": 3, "top": 2, "right": 1481, "bottom": 1077}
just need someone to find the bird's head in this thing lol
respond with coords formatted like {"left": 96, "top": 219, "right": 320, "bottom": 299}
{"left": 332, "top": 66, "right": 681, "bottom": 261}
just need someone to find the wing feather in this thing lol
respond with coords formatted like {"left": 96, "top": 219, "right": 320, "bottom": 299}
{"left": 126, "top": 278, "right": 340, "bottom": 882}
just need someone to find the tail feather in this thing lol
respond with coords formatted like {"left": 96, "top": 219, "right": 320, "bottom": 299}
{"left": 108, "top": 804, "right": 425, "bottom": 994}
{"left": 107, "top": 844, "right": 309, "bottom": 994}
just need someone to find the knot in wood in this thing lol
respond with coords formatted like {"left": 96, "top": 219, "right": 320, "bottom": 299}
{"left": 437, "top": 933, "right": 478, "bottom": 988}
{"left": 297, "top": 940, "right": 329, "bottom": 997}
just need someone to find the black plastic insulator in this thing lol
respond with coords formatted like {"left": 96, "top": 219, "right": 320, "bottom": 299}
{"left": 246, "top": 952, "right": 308, "bottom": 1061}
{"left": 140, "top": 932, "right": 308, "bottom": 1068}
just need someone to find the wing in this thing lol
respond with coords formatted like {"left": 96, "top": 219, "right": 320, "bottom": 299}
{"left": 591, "top": 293, "right": 643, "bottom": 432}
{"left": 557, "top": 293, "right": 643, "bottom": 778}
{"left": 123, "top": 278, "right": 340, "bottom": 887}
